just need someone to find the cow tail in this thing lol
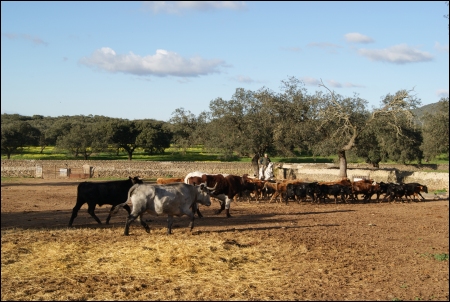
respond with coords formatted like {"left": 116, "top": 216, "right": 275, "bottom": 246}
{"left": 112, "top": 184, "right": 140, "bottom": 215}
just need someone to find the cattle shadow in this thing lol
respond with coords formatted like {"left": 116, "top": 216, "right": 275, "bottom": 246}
{"left": 2, "top": 199, "right": 446, "bottom": 233}
{"left": 1, "top": 207, "right": 130, "bottom": 231}
{"left": 1, "top": 182, "right": 80, "bottom": 187}
{"left": 0, "top": 206, "right": 348, "bottom": 232}
{"left": 192, "top": 224, "right": 341, "bottom": 235}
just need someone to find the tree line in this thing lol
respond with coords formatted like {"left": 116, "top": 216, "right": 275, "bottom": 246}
{"left": 1, "top": 77, "right": 448, "bottom": 178}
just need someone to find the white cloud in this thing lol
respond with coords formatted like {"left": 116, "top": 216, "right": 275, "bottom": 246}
{"left": 434, "top": 42, "right": 449, "bottom": 53}
{"left": 344, "top": 32, "right": 374, "bottom": 43}
{"left": 343, "top": 82, "right": 365, "bottom": 88}
{"left": 358, "top": 44, "right": 433, "bottom": 64}
{"left": 143, "top": 1, "right": 247, "bottom": 14}
{"left": 327, "top": 80, "right": 342, "bottom": 88}
{"left": 301, "top": 77, "right": 363, "bottom": 89}
{"left": 436, "top": 89, "right": 449, "bottom": 98}
{"left": 2, "top": 32, "right": 48, "bottom": 46}
{"left": 79, "top": 47, "right": 227, "bottom": 77}
{"left": 232, "top": 75, "right": 255, "bottom": 83}
{"left": 300, "top": 77, "right": 320, "bottom": 86}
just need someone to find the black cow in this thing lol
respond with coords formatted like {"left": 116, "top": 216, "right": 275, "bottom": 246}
{"left": 301, "top": 182, "right": 320, "bottom": 203}
{"left": 284, "top": 183, "right": 297, "bottom": 204}
{"left": 384, "top": 183, "right": 407, "bottom": 202}
{"left": 316, "top": 184, "right": 351, "bottom": 203}
{"left": 68, "top": 176, "right": 143, "bottom": 226}
{"left": 377, "top": 182, "right": 391, "bottom": 202}
{"left": 284, "top": 182, "right": 318, "bottom": 204}
{"left": 403, "top": 182, "right": 428, "bottom": 201}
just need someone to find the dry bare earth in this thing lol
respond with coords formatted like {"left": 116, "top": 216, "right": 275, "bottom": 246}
{"left": 1, "top": 178, "right": 449, "bottom": 301}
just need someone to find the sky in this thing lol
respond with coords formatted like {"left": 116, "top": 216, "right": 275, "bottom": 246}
{"left": 1, "top": 1, "right": 449, "bottom": 122}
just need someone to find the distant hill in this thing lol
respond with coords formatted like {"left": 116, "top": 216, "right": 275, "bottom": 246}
{"left": 411, "top": 102, "right": 445, "bottom": 125}
{"left": 412, "top": 102, "right": 441, "bottom": 120}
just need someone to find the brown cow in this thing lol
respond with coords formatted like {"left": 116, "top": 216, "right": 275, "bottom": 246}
{"left": 199, "top": 173, "right": 251, "bottom": 217}
{"left": 156, "top": 177, "right": 183, "bottom": 184}
{"left": 264, "top": 179, "right": 304, "bottom": 203}
{"left": 241, "top": 175, "right": 266, "bottom": 202}
{"left": 351, "top": 179, "right": 379, "bottom": 202}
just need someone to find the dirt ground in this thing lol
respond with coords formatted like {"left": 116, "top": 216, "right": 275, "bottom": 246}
{"left": 1, "top": 178, "right": 449, "bottom": 301}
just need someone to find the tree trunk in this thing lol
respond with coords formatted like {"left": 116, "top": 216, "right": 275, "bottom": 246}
{"left": 338, "top": 150, "right": 348, "bottom": 179}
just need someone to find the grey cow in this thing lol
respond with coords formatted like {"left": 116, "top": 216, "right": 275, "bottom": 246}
{"left": 112, "top": 182, "right": 213, "bottom": 235}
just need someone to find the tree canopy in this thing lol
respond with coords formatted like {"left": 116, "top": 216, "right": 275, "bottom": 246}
{"left": 2, "top": 77, "right": 445, "bottom": 176}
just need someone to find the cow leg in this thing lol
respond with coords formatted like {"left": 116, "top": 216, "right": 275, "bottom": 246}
{"left": 139, "top": 214, "right": 150, "bottom": 233}
{"left": 106, "top": 204, "right": 131, "bottom": 224}
{"left": 187, "top": 213, "right": 195, "bottom": 231}
{"left": 191, "top": 202, "right": 203, "bottom": 218}
{"left": 215, "top": 201, "right": 225, "bottom": 215}
{"left": 225, "top": 197, "right": 232, "bottom": 218}
{"left": 68, "top": 203, "right": 83, "bottom": 226}
{"left": 124, "top": 214, "right": 139, "bottom": 236}
{"left": 269, "top": 192, "right": 278, "bottom": 203}
{"left": 167, "top": 215, "right": 174, "bottom": 235}
{"left": 87, "top": 204, "right": 102, "bottom": 224}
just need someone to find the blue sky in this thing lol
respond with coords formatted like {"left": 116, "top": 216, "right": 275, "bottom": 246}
{"left": 1, "top": 1, "right": 448, "bottom": 122}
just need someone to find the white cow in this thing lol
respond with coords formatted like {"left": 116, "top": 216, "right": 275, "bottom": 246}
{"left": 112, "top": 182, "right": 213, "bottom": 235}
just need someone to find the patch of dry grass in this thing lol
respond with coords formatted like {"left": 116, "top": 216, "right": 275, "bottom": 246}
{"left": 1, "top": 227, "right": 311, "bottom": 301}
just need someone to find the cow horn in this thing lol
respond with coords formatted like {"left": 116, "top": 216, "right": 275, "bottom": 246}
{"left": 207, "top": 183, "right": 217, "bottom": 191}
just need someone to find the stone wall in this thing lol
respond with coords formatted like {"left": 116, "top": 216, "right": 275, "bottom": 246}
{"left": 1, "top": 160, "right": 448, "bottom": 191}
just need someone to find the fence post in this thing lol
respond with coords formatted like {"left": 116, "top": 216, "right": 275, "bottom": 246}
{"left": 35, "top": 166, "right": 43, "bottom": 178}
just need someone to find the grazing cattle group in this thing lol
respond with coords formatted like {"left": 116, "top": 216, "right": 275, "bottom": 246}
{"left": 68, "top": 171, "right": 431, "bottom": 235}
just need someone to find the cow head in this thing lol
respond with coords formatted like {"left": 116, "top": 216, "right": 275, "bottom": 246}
{"left": 196, "top": 184, "right": 212, "bottom": 206}
{"left": 129, "top": 176, "right": 143, "bottom": 185}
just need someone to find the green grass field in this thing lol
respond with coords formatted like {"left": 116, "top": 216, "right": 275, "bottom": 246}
{"left": 1, "top": 146, "right": 448, "bottom": 165}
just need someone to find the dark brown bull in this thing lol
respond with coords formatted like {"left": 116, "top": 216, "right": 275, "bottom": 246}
{"left": 200, "top": 173, "right": 251, "bottom": 218}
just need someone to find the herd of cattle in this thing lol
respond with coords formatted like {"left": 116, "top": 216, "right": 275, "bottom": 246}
{"left": 68, "top": 173, "right": 429, "bottom": 235}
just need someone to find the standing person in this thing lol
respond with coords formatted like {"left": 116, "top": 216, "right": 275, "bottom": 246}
{"left": 251, "top": 153, "right": 260, "bottom": 178}
{"left": 259, "top": 153, "right": 271, "bottom": 179}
